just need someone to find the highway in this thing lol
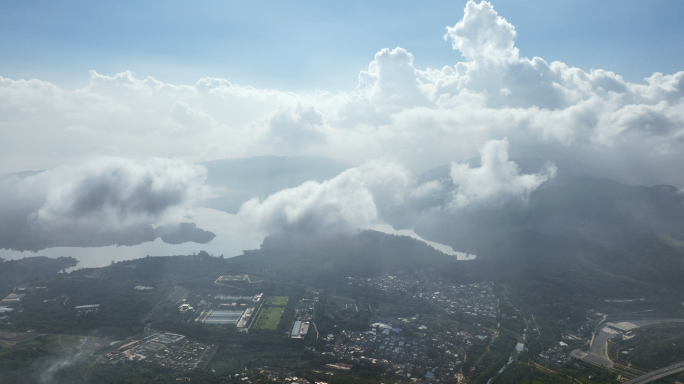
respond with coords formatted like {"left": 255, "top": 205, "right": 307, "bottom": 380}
{"left": 622, "top": 361, "right": 684, "bottom": 384}
{"left": 588, "top": 325, "right": 616, "bottom": 366}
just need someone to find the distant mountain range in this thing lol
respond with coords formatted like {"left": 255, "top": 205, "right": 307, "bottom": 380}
{"left": 412, "top": 158, "right": 684, "bottom": 254}
{"left": 197, "top": 154, "right": 684, "bottom": 255}
{"left": 4, "top": 155, "right": 684, "bottom": 268}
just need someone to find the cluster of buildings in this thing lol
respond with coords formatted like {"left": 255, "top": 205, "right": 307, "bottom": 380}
{"left": 562, "top": 324, "right": 590, "bottom": 343}
{"left": 538, "top": 319, "right": 594, "bottom": 368}
{"left": 2, "top": 288, "right": 98, "bottom": 318}
{"left": 537, "top": 342, "right": 573, "bottom": 368}
{"left": 256, "top": 368, "right": 330, "bottom": 384}
{"left": 326, "top": 325, "right": 470, "bottom": 380}
{"left": 0, "top": 293, "right": 23, "bottom": 316}
{"left": 102, "top": 332, "right": 213, "bottom": 370}
{"left": 75, "top": 304, "right": 100, "bottom": 314}
{"left": 1, "top": 293, "right": 25, "bottom": 305}
{"left": 291, "top": 298, "right": 315, "bottom": 339}
{"left": 134, "top": 286, "right": 154, "bottom": 291}
{"left": 350, "top": 273, "right": 499, "bottom": 321}
{"left": 213, "top": 294, "right": 257, "bottom": 302}
{"left": 211, "top": 367, "right": 332, "bottom": 384}
{"left": 183, "top": 292, "right": 263, "bottom": 329}
{"left": 1, "top": 288, "right": 49, "bottom": 316}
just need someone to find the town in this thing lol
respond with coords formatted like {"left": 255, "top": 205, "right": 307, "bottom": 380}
{"left": 349, "top": 272, "right": 499, "bottom": 321}
{"left": 102, "top": 332, "right": 216, "bottom": 370}
{"left": 327, "top": 323, "right": 474, "bottom": 381}
{"left": 2, "top": 253, "right": 684, "bottom": 384}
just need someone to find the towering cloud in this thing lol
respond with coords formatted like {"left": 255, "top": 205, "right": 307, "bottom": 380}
{"left": 444, "top": 0, "right": 518, "bottom": 65}
{"left": 358, "top": 47, "right": 430, "bottom": 111}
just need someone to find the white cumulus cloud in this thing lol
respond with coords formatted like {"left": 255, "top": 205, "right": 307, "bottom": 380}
{"left": 237, "top": 167, "right": 378, "bottom": 235}
{"left": 449, "top": 139, "right": 557, "bottom": 208}
{"left": 444, "top": 0, "right": 518, "bottom": 65}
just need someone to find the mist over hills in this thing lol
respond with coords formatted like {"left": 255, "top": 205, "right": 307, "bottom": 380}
{"left": 199, "top": 155, "right": 349, "bottom": 214}
{"left": 189, "top": 154, "right": 684, "bottom": 302}
{"left": 236, "top": 155, "right": 684, "bottom": 302}
{"left": 258, "top": 229, "right": 453, "bottom": 284}
{"left": 0, "top": 159, "right": 218, "bottom": 252}
{"left": 0, "top": 220, "right": 217, "bottom": 253}
{"left": 412, "top": 159, "right": 684, "bottom": 254}
{"left": 197, "top": 153, "right": 684, "bottom": 260}
{"left": 3, "top": 154, "right": 683, "bottom": 262}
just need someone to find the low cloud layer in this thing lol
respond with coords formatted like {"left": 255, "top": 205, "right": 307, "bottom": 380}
{"left": 34, "top": 157, "right": 209, "bottom": 228}
{"left": 237, "top": 167, "right": 379, "bottom": 235}
{"left": 237, "top": 141, "right": 552, "bottom": 236}
{"left": 0, "top": 1, "right": 683, "bottom": 254}
{"left": 0, "top": 158, "right": 215, "bottom": 251}
{"left": 235, "top": 157, "right": 441, "bottom": 236}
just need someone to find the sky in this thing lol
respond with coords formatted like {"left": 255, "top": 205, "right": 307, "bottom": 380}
{"left": 1, "top": 0, "right": 683, "bottom": 267}
{"left": 2, "top": 0, "right": 684, "bottom": 91}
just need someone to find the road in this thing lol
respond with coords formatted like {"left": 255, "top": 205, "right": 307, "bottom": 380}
{"left": 531, "top": 315, "right": 540, "bottom": 336}
{"left": 622, "top": 361, "right": 684, "bottom": 384}
{"left": 570, "top": 350, "right": 613, "bottom": 369}
{"left": 572, "top": 318, "right": 684, "bottom": 370}
{"left": 587, "top": 325, "right": 618, "bottom": 367}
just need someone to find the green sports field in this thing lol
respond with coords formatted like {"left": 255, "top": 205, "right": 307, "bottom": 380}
{"left": 252, "top": 307, "right": 284, "bottom": 330}
{"left": 265, "top": 296, "right": 289, "bottom": 306}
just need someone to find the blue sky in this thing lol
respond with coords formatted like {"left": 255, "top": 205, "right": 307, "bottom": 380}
{"left": 1, "top": 0, "right": 684, "bottom": 91}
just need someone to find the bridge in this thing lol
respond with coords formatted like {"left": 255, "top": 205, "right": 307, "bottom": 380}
{"left": 622, "top": 361, "right": 684, "bottom": 384}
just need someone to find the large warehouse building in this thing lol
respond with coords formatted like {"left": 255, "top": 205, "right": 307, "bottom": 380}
{"left": 290, "top": 321, "right": 310, "bottom": 339}
{"left": 203, "top": 310, "right": 245, "bottom": 325}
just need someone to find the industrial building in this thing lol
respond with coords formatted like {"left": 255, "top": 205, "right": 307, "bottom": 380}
{"left": 1, "top": 293, "right": 25, "bottom": 305}
{"left": 203, "top": 310, "right": 245, "bottom": 324}
{"left": 236, "top": 307, "right": 254, "bottom": 328}
{"left": 290, "top": 321, "right": 310, "bottom": 339}
{"left": 75, "top": 304, "right": 100, "bottom": 314}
